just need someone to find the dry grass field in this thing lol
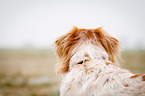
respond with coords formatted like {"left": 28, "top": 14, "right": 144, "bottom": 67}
{"left": 0, "top": 49, "right": 145, "bottom": 96}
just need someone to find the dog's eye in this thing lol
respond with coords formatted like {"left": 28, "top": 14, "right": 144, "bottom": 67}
{"left": 102, "top": 56, "right": 106, "bottom": 60}
{"left": 77, "top": 61, "right": 83, "bottom": 64}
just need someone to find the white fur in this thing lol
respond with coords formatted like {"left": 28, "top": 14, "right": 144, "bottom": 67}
{"left": 59, "top": 42, "right": 145, "bottom": 96}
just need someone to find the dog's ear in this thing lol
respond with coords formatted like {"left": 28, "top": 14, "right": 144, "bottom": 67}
{"left": 95, "top": 27, "right": 120, "bottom": 64}
{"left": 54, "top": 26, "right": 78, "bottom": 74}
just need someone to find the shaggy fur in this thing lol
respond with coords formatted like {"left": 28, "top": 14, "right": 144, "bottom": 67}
{"left": 54, "top": 26, "right": 145, "bottom": 96}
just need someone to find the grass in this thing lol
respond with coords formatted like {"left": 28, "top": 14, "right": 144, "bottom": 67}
{"left": 121, "top": 50, "right": 145, "bottom": 73}
{"left": 0, "top": 49, "right": 59, "bottom": 96}
{"left": 0, "top": 49, "right": 145, "bottom": 96}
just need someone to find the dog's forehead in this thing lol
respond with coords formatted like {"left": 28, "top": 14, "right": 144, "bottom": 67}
{"left": 78, "top": 29, "right": 95, "bottom": 32}
{"left": 74, "top": 29, "right": 95, "bottom": 35}
{"left": 72, "top": 42, "right": 107, "bottom": 56}
{"left": 77, "top": 42, "right": 103, "bottom": 50}
{"left": 69, "top": 29, "right": 98, "bottom": 43}
{"left": 69, "top": 29, "right": 106, "bottom": 55}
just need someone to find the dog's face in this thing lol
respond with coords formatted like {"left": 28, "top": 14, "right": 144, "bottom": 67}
{"left": 55, "top": 27, "right": 120, "bottom": 75}
{"left": 69, "top": 41, "right": 110, "bottom": 71}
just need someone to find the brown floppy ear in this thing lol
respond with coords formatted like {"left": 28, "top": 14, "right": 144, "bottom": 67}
{"left": 95, "top": 27, "right": 120, "bottom": 65}
{"left": 54, "top": 26, "right": 78, "bottom": 74}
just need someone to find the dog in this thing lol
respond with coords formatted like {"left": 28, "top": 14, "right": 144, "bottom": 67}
{"left": 54, "top": 26, "right": 145, "bottom": 96}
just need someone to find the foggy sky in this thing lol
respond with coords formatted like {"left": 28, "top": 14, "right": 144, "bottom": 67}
{"left": 0, "top": 0, "right": 145, "bottom": 49}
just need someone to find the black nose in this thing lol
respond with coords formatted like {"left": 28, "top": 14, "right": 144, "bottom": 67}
{"left": 77, "top": 61, "right": 84, "bottom": 64}
{"left": 77, "top": 59, "right": 89, "bottom": 65}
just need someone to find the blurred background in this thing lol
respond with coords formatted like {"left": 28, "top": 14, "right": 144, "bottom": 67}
{"left": 0, "top": 0, "right": 145, "bottom": 96}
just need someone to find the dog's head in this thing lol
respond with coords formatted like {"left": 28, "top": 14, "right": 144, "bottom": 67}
{"left": 54, "top": 26, "right": 120, "bottom": 75}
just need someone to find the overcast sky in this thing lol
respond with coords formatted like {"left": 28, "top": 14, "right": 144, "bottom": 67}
{"left": 0, "top": 0, "right": 145, "bottom": 49}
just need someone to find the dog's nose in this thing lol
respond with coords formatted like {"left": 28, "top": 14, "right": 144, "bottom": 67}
{"left": 77, "top": 57, "right": 90, "bottom": 65}
{"left": 77, "top": 60, "right": 84, "bottom": 64}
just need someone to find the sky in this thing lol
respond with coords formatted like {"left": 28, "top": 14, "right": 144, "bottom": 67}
{"left": 0, "top": 0, "right": 145, "bottom": 49}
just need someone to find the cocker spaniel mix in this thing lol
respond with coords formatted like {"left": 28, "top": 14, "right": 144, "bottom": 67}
{"left": 54, "top": 27, "right": 145, "bottom": 96}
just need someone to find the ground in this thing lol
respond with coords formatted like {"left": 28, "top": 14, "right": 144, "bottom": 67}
{"left": 0, "top": 49, "right": 145, "bottom": 96}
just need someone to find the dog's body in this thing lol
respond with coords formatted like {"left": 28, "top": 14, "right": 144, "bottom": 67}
{"left": 54, "top": 27, "right": 145, "bottom": 96}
